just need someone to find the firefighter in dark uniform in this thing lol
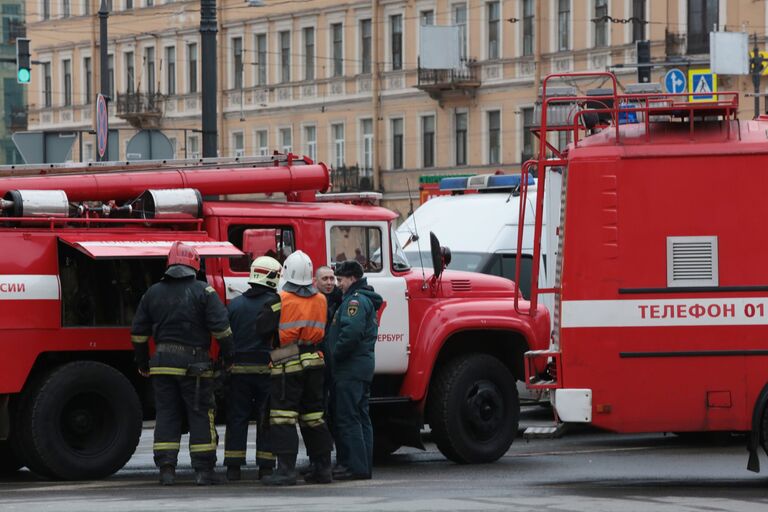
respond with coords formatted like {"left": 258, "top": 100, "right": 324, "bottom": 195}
{"left": 131, "top": 242, "right": 234, "bottom": 486}
{"left": 224, "top": 256, "right": 283, "bottom": 481}
{"left": 262, "top": 250, "right": 334, "bottom": 486}
{"left": 328, "top": 260, "right": 382, "bottom": 480}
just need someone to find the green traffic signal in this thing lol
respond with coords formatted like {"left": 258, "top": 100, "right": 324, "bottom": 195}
{"left": 17, "top": 68, "right": 30, "bottom": 84}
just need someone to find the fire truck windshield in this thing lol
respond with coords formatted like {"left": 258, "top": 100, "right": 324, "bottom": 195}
{"left": 391, "top": 225, "right": 411, "bottom": 272}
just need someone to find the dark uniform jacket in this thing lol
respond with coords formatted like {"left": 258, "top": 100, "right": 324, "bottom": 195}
{"left": 327, "top": 278, "right": 383, "bottom": 382}
{"left": 227, "top": 285, "right": 281, "bottom": 366}
{"left": 131, "top": 266, "right": 233, "bottom": 372}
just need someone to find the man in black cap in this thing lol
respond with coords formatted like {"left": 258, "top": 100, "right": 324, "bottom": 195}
{"left": 326, "top": 260, "right": 382, "bottom": 480}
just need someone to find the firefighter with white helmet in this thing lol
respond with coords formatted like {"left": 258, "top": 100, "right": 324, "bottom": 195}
{"left": 131, "top": 241, "right": 234, "bottom": 486}
{"left": 223, "top": 256, "right": 283, "bottom": 481}
{"left": 262, "top": 250, "right": 334, "bottom": 486}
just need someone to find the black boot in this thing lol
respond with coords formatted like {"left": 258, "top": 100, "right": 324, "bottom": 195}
{"left": 304, "top": 453, "right": 332, "bottom": 484}
{"left": 195, "top": 468, "right": 221, "bottom": 486}
{"left": 298, "top": 462, "right": 314, "bottom": 476}
{"left": 258, "top": 467, "right": 274, "bottom": 480}
{"left": 226, "top": 465, "right": 241, "bottom": 481}
{"left": 159, "top": 465, "right": 176, "bottom": 486}
{"left": 261, "top": 454, "right": 297, "bottom": 486}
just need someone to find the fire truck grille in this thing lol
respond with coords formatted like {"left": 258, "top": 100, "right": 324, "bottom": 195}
{"left": 451, "top": 279, "right": 472, "bottom": 292}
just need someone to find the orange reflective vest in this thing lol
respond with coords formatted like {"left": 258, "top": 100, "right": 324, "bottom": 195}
{"left": 278, "top": 291, "right": 327, "bottom": 347}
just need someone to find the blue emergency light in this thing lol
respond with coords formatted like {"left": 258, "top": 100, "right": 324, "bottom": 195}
{"left": 439, "top": 174, "right": 535, "bottom": 191}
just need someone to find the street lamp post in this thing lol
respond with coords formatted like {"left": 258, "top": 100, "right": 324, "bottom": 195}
{"left": 200, "top": 0, "right": 217, "bottom": 158}
{"left": 98, "top": 0, "right": 110, "bottom": 161}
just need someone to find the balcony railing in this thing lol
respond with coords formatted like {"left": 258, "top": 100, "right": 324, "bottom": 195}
{"left": 116, "top": 92, "right": 164, "bottom": 129}
{"left": 416, "top": 61, "right": 481, "bottom": 103}
{"left": 330, "top": 165, "right": 373, "bottom": 192}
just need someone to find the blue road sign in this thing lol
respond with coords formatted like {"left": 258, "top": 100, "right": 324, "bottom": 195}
{"left": 664, "top": 68, "right": 686, "bottom": 94}
{"left": 96, "top": 94, "right": 108, "bottom": 159}
{"left": 688, "top": 69, "right": 717, "bottom": 102}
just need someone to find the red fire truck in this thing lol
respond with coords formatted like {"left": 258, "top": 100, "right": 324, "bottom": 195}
{"left": 0, "top": 155, "right": 550, "bottom": 479}
{"left": 522, "top": 72, "right": 768, "bottom": 471}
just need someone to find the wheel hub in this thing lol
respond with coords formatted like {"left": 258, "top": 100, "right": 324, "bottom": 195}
{"left": 463, "top": 380, "right": 504, "bottom": 440}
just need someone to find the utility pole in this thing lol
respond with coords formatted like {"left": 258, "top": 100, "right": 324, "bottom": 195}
{"left": 98, "top": 0, "right": 109, "bottom": 161}
{"left": 750, "top": 33, "right": 767, "bottom": 118}
{"left": 200, "top": 0, "right": 217, "bottom": 158}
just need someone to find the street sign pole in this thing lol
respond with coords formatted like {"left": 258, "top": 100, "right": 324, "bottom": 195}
{"left": 98, "top": 0, "right": 110, "bottom": 161}
{"left": 200, "top": 0, "right": 217, "bottom": 159}
{"left": 750, "top": 33, "right": 766, "bottom": 118}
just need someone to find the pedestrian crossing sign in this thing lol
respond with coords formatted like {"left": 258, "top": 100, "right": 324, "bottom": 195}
{"left": 688, "top": 68, "right": 717, "bottom": 102}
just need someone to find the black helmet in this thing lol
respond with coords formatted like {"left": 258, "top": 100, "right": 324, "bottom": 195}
{"left": 334, "top": 260, "right": 364, "bottom": 279}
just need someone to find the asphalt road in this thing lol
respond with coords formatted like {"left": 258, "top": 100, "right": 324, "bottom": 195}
{"left": 1, "top": 407, "right": 767, "bottom": 512}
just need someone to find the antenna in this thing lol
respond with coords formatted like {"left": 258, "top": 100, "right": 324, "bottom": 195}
{"left": 406, "top": 178, "right": 427, "bottom": 287}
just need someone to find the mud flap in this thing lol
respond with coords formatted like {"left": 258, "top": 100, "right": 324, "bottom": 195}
{"left": 0, "top": 395, "right": 8, "bottom": 440}
{"left": 747, "top": 383, "right": 768, "bottom": 473}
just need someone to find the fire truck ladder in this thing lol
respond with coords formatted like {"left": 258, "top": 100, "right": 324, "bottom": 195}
{"left": 516, "top": 72, "right": 740, "bottom": 396}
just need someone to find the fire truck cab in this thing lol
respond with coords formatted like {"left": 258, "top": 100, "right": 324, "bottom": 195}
{"left": 522, "top": 73, "right": 768, "bottom": 472}
{"left": 0, "top": 155, "right": 550, "bottom": 479}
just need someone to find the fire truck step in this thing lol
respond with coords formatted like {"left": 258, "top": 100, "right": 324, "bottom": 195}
{"left": 523, "top": 424, "right": 566, "bottom": 439}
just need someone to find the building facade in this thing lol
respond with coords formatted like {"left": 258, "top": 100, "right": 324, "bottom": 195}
{"left": 24, "top": 0, "right": 765, "bottom": 217}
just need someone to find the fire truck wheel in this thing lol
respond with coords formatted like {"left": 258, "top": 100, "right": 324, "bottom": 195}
{"left": 0, "top": 441, "right": 22, "bottom": 475}
{"left": 427, "top": 353, "right": 519, "bottom": 464}
{"left": 25, "top": 362, "right": 143, "bottom": 480}
{"left": 11, "top": 373, "right": 56, "bottom": 478}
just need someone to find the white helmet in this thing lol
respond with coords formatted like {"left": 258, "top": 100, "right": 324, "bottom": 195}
{"left": 249, "top": 256, "right": 282, "bottom": 290}
{"left": 282, "top": 250, "right": 313, "bottom": 286}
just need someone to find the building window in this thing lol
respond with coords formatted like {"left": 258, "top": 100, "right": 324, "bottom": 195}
{"left": 165, "top": 46, "right": 175, "bottom": 95}
{"left": 279, "top": 31, "right": 291, "bottom": 83}
{"left": 391, "top": 118, "right": 403, "bottom": 170}
{"left": 421, "top": 9, "right": 434, "bottom": 26}
{"left": 232, "top": 36, "right": 243, "bottom": 89}
{"left": 455, "top": 112, "right": 467, "bottom": 166}
{"left": 63, "top": 59, "right": 72, "bottom": 106}
{"left": 63, "top": 0, "right": 70, "bottom": 17}
{"left": 84, "top": 0, "right": 90, "bottom": 15}
{"left": 146, "top": 0, "right": 153, "bottom": 6}
{"left": 125, "top": 51, "right": 134, "bottom": 93}
{"left": 391, "top": 15, "right": 402, "bottom": 71}
{"left": 452, "top": 4, "right": 467, "bottom": 63}
{"left": 145, "top": 46, "right": 155, "bottom": 94}
{"left": 187, "top": 42, "right": 197, "bottom": 93}
{"left": 126, "top": 0, "right": 133, "bottom": 9}
{"left": 303, "top": 27, "right": 315, "bottom": 81}
{"left": 361, "top": 19, "right": 372, "bottom": 74}
{"left": 594, "top": 0, "right": 608, "bottom": 47}
{"left": 188, "top": 135, "right": 199, "bottom": 159}
{"left": 332, "top": 23, "right": 343, "bottom": 77}
{"left": 280, "top": 127, "right": 292, "bottom": 153}
{"left": 558, "top": 0, "right": 570, "bottom": 51}
{"left": 632, "top": 0, "right": 646, "bottom": 42}
{"left": 42, "top": 0, "right": 49, "bottom": 20}
{"left": 487, "top": 110, "right": 500, "bottom": 164}
{"left": 422, "top": 115, "right": 435, "bottom": 168}
{"left": 687, "top": 0, "right": 717, "bottom": 54}
{"left": 108, "top": 54, "right": 114, "bottom": 98}
{"left": 304, "top": 125, "right": 316, "bottom": 162}
{"left": 523, "top": 0, "right": 534, "bottom": 56}
{"left": 256, "top": 130, "right": 268, "bottom": 156}
{"left": 255, "top": 34, "right": 267, "bottom": 85}
{"left": 521, "top": 107, "right": 534, "bottom": 162}
{"left": 232, "top": 132, "right": 244, "bottom": 157}
{"left": 84, "top": 57, "right": 92, "bottom": 104}
{"left": 361, "top": 119, "right": 373, "bottom": 174}
{"left": 487, "top": 1, "right": 500, "bottom": 59}
{"left": 43, "top": 62, "right": 51, "bottom": 107}
{"left": 84, "top": 142, "right": 94, "bottom": 162}
{"left": 332, "top": 123, "right": 345, "bottom": 168}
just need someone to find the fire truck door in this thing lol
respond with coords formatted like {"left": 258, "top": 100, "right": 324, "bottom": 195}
{"left": 326, "top": 221, "right": 409, "bottom": 375}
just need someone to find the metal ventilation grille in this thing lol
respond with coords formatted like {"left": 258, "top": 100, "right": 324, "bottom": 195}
{"left": 666, "top": 236, "right": 719, "bottom": 287}
{"left": 451, "top": 279, "right": 472, "bottom": 292}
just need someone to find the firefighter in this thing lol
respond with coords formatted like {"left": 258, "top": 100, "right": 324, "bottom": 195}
{"left": 262, "top": 250, "right": 334, "bottom": 486}
{"left": 327, "top": 260, "right": 382, "bottom": 481}
{"left": 131, "top": 242, "right": 234, "bottom": 486}
{"left": 224, "top": 256, "right": 283, "bottom": 481}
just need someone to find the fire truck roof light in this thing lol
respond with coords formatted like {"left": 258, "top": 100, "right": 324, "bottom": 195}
{"left": 439, "top": 174, "right": 534, "bottom": 191}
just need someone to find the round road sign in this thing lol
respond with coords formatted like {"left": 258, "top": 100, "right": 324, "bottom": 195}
{"left": 96, "top": 94, "right": 108, "bottom": 159}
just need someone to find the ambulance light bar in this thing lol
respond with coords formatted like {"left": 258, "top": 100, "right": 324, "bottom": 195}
{"left": 439, "top": 174, "right": 534, "bottom": 192}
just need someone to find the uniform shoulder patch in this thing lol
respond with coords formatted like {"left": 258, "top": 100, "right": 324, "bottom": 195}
{"left": 347, "top": 299, "right": 360, "bottom": 317}
{"left": 205, "top": 286, "right": 216, "bottom": 294}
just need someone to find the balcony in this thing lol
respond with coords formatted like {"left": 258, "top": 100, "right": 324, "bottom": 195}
{"left": 116, "top": 92, "right": 164, "bottom": 129}
{"left": 416, "top": 61, "right": 481, "bottom": 104}
{"left": 330, "top": 165, "right": 373, "bottom": 192}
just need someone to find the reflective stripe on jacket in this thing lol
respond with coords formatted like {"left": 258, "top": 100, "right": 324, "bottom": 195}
{"left": 278, "top": 290, "right": 327, "bottom": 347}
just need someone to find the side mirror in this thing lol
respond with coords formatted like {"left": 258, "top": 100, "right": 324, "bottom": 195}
{"left": 429, "top": 232, "right": 451, "bottom": 279}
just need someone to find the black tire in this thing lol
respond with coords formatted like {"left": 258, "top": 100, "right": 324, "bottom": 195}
{"left": 0, "top": 440, "right": 22, "bottom": 476}
{"left": 427, "top": 353, "right": 519, "bottom": 464}
{"left": 24, "top": 362, "right": 143, "bottom": 480}
{"left": 11, "top": 373, "right": 56, "bottom": 478}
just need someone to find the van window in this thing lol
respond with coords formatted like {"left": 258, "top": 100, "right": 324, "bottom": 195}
{"left": 330, "top": 225, "right": 382, "bottom": 273}
{"left": 228, "top": 225, "right": 296, "bottom": 272}
{"left": 59, "top": 242, "right": 166, "bottom": 327}
{"left": 485, "top": 254, "right": 533, "bottom": 299}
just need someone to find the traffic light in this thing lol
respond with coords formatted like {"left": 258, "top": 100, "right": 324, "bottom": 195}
{"left": 636, "top": 40, "right": 651, "bottom": 83}
{"left": 16, "top": 38, "right": 30, "bottom": 84}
